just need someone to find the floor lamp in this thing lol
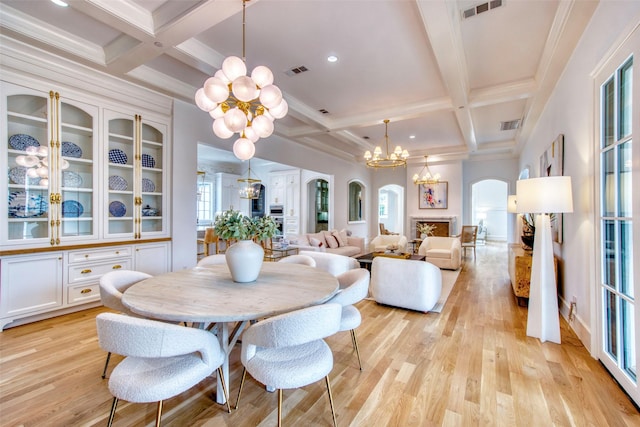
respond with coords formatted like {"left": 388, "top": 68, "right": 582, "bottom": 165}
{"left": 516, "top": 176, "right": 573, "bottom": 344}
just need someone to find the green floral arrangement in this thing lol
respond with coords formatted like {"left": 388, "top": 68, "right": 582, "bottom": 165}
{"left": 213, "top": 209, "right": 278, "bottom": 242}
{"left": 252, "top": 215, "right": 278, "bottom": 242}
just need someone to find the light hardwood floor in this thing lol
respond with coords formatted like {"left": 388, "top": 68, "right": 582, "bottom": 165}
{"left": 1, "top": 242, "right": 638, "bottom": 426}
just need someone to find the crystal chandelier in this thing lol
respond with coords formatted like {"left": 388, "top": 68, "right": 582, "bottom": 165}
{"left": 364, "top": 119, "right": 409, "bottom": 168}
{"left": 238, "top": 160, "right": 261, "bottom": 199}
{"left": 413, "top": 155, "right": 441, "bottom": 185}
{"left": 194, "top": 0, "right": 287, "bottom": 161}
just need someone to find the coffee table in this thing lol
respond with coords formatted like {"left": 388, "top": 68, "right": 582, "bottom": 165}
{"left": 356, "top": 252, "right": 426, "bottom": 271}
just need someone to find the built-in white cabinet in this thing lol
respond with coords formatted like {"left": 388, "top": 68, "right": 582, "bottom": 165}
{"left": 1, "top": 57, "right": 173, "bottom": 330}
{"left": 0, "top": 241, "right": 171, "bottom": 330}
{"left": 0, "top": 253, "right": 64, "bottom": 329}
{"left": 269, "top": 170, "right": 300, "bottom": 235}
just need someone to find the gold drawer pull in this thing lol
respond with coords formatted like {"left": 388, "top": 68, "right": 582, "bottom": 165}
{"left": 112, "top": 265, "right": 122, "bottom": 270}
{"left": 81, "top": 269, "right": 92, "bottom": 274}
{"left": 80, "top": 288, "right": 92, "bottom": 294}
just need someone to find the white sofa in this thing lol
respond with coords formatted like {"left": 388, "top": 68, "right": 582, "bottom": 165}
{"left": 368, "top": 234, "right": 408, "bottom": 253}
{"left": 287, "top": 230, "right": 364, "bottom": 257}
{"left": 370, "top": 257, "right": 442, "bottom": 312}
{"left": 418, "top": 236, "right": 462, "bottom": 270}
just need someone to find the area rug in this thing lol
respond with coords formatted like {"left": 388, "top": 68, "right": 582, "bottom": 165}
{"left": 431, "top": 268, "right": 461, "bottom": 313}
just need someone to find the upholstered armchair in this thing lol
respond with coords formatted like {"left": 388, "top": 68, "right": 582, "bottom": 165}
{"left": 418, "top": 236, "right": 462, "bottom": 270}
{"left": 368, "top": 234, "right": 408, "bottom": 253}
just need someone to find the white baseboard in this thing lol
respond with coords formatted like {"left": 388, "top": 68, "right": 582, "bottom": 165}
{"left": 559, "top": 296, "right": 592, "bottom": 354}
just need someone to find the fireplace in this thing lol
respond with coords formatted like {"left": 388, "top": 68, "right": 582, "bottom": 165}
{"left": 410, "top": 216, "right": 457, "bottom": 238}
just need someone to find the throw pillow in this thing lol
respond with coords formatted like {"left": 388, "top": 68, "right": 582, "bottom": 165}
{"left": 309, "top": 237, "right": 323, "bottom": 247}
{"left": 334, "top": 229, "right": 348, "bottom": 246}
{"left": 307, "top": 232, "right": 326, "bottom": 247}
{"left": 324, "top": 231, "right": 339, "bottom": 249}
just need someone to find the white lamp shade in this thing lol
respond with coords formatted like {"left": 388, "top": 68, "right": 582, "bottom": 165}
{"left": 209, "top": 104, "right": 226, "bottom": 119}
{"left": 251, "top": 65, "right": 274, "bottom": 88}
{"left": 224, "top": 108, "right": 248, "bottom": 133}
{"left": 251, "top": 115, "right": 274, "bottom": 138}
{"left": 214, "top": 69, "right": 230, "bottom": 84}
{"left": 507, "top": 195, "right": 518, "bottom": 213}
{"left": 269, "top": 99, "right": 288, "bottom": 119}
{"left": 194, "top": 88, "right": 217, "bottom": 112}
{"left": 516, "top": 176, "right": 573, "bottom": 214}
{"left": 222, "top": 56, "right": 247, "bottom": 82}
{"left": 232, "top": 75, "right": 259, "bottom": 102}
{"left": 259, "top": 84, "right": 283, "bottom": 109}
{"left": 212, "top": 118, "right": 234, "bottom": 139}
{"left": 233, "top": 138, "right": 255, "bottom": 160}
{"left": 243, "top": 126, "right": 260, "bottom": 143}
{"left": 204, "top": 77, "right": 230, "bottom": 103}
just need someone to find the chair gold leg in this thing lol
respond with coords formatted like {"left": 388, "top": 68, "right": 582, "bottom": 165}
{"left": 155, "top": 400, "right": 163, "bottom": 427}
{"left": 351, "top": 329, "right": 363, "bottom": 370}
{"left": 102, "top": 352, "right": 111, "bottom": 379}
{"left": 278, "top": 389, "right": 283, "bottom": 427}
{"left": 217, "top": 367, "right": 232, "bottom": 413}
{"left": 325, "top": 376, "right": 337, "bottom": 427}
{"left": 234, "top": 368, "right": 247, "bottom": 410}
{"left": 107, "top": 397, "right": 118, "bottom": 427}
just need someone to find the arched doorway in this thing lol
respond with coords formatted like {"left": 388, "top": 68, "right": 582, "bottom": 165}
{"left": 378, "top": 184, "right": 404, "bottom": 235}
{"left": 470, "top": 179, "right": 508, "bottom": 243}
{"left": 307, "top": 178, "right": 329, "bottom": 232}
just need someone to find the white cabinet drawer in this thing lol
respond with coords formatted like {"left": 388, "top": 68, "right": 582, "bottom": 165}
{"left": 68, "top": 259, "right": 132, "bottom": 285}
{"left": 67, "top": 246, "right": 132, "bottom": 264}
{"left": 68, "top": 283, "right": 100, "bottom": 305}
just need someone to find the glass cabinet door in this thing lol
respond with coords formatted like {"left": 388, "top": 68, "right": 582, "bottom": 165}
{"left": 105, "top": 110, "right": 166, "bottom": 239}
{"left": 3, "top": 83, "right": 98, "bottom": 247}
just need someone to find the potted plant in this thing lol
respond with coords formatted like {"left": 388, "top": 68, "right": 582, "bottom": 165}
{"left": 252, "top": 215, "right": 278, "bottom": 245}
{"left": 213, "top": 210, "right": 264, "bottom": 283}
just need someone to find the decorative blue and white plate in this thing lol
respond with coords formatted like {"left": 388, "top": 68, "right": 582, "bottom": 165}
{"left": 8, "top": 167, "right": 39, "bottom": 186}
{"left": 109, "top": 148, "right": 128, "bottom": 165}
{"left": 61, "top": 141, "right": 82, "bottom": 158}
{"left": 8, "top": 191, "right": 47, "bottom": 218}
{"left": 142, "top": 205, "right": 158, "bottom": 216}
{"left": 141, "top": 154, "right": 155, "bottom": 168}
{"left": 109, "top": 200, "right": 126, "bottom": 217}
{"left": 108, "top": 175, "right": 128, "bottom": 191}
{"left": 9, "top": 134, "right": 40, "bottom": 151}
{"left": 62, "top": 171, "right": 83, "bottom": 188}
{"left": 141, "top": 178, "right": 155, "bottom": 192}
{"left": 62, "top": 200, "right": 84, "bottom": 217}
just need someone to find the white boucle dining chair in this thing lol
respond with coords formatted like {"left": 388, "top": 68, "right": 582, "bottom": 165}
{"left": 326, "top": 268, "right": 370, "bottom": 370}
{"left": 235, "top": 303, "right": 342, "bottom": 426}
{"left": 96, "top": 312, "right": 231, "bottom": 427}
{"left": 277, "top": 254, "right": 317, "bottom": 267}
{"left": 299, "top": 250, "right": 359, "bottom": 276}
{"left": 196, "top": 254, "right": 227, "bottom": 267}
{"left": 99, "top": 270, "right": 152, "bottom": 378}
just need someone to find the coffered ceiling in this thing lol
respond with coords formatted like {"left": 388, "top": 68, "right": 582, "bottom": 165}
{"left": 0, "top": 0, "right": 597, "bottom": 164}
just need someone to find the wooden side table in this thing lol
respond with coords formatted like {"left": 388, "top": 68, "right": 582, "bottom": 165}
{"left": 508, "top": 244, "right": 557, "bottom": 306}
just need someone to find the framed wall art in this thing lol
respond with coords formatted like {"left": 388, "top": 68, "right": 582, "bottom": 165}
{"left": 540, "top": 134, "right": 564, "bottom": 243}
{"left": 419, "top": 182, "right": 448, "bottom": 209}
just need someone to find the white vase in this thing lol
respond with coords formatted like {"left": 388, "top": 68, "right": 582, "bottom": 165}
{"left": 225, "top": 239, "right": 264, "bottom": 283}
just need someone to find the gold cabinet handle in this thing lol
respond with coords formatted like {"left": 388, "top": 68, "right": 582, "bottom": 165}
{"left": 81, "top": 269, "right": 92, "bottom": 274}
{"left": 112, "top": 265, "right": 122, "bottom": 270}
{"left": 80, "top": 288, "right": 92, "bottom": 294}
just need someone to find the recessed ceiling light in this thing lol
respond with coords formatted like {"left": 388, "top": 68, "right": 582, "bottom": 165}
{"left": 409, "top": 135, "right": 416, "bottom": 139}
{"left": 327, "top": 55, "right": 338, "bottom": 63}
{"left": 51, "top": 0, "right": 69, "bottom": 6}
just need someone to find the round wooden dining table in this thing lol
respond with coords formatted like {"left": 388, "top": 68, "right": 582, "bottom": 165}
{"left": 122, "top": 262, "right": 339, "bottom": 404}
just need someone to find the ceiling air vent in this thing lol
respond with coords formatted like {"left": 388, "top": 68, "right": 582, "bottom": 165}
{"left": 284, "top": 65, "right": 309, "bottom": 77}
{"left": 500, "top": 118, "right": 521, "bottom": 131}
{"left": 462, "top": 0, "right": 503, "bottom": 19}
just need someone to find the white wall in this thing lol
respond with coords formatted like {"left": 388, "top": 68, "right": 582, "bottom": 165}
{"left": 517, "top": 2, "right": 640, "bottom": 350}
